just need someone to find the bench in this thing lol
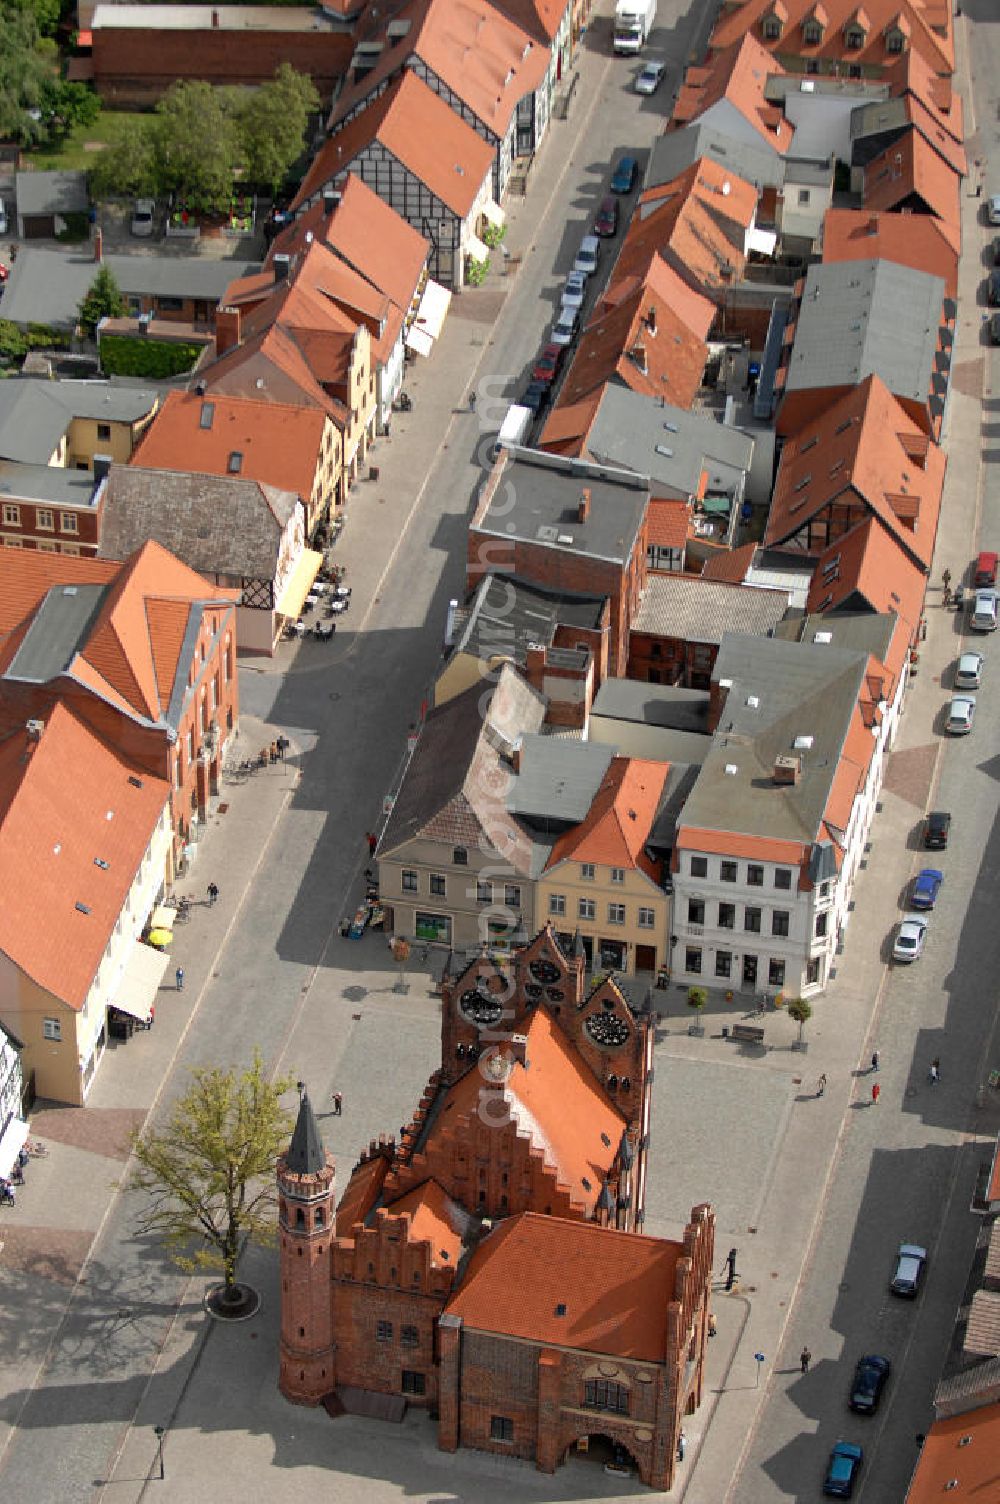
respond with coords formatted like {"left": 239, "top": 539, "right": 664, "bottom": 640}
{"left": 731, "top": 1023, "right": 766, "bottom": 1047}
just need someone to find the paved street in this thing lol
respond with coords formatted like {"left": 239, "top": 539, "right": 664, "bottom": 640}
{"left": 1, "top": 1, "right": 997, "bottom": 1501}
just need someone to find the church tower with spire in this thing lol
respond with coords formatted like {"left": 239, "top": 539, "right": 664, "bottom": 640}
{"left": 277, "top": 1089, "right": 336, "bottom": 1404}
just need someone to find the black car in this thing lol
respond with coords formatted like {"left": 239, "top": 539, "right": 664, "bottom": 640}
{"left": 923, "top": 810, "right": 951, "bottom": 849}
{"left": 989, "top": 269, "right": 1000, "bottom": 306}
{"left": 848, "top": 1354, "right": 891, "bottom": 1414}
{"left": 990, "top": 312, "right": 1000, "bottom": 346}
{"left": 521, "top": 379, "right": 550, "bottom": 416}
{"left": 993, "top": 235, "right": 1000, "bottom": 265}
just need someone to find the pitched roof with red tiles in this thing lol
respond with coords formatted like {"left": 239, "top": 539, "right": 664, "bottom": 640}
{"left": 428, "top": 1006, "right": 626, "bottom": 1218}
{"left": 537, "top": 393, "right": 601, "bottom": 456}
{"left": 546, "top": 756, "right": 669, "bottom": 880}
{"left": 0, "top": 699, "right": 170, "bottom": 1008}
{"left": 647, "top": 497, "right": 691, "bottom": 550}
{"left": 700, "top": 541, "right": 759, "bottom": 584}
{"left": 269, "top": 172, "right": 429, "bottom": 320}
{"left": 328, "top": 0, "right": 548, "bottom": 142}
{"left": 296, "top": 71, "right": 494, "bottom": 219}
{"left": 676, "top": 828, "right": 809, "bottom": 865}
{"left": 903, "top": 91, "right": 968, "bottom": 177}
{"left": 132, "top": 390, "right": 328, "bottom": 502}
{"left": 904, "top": 1404, "right": 1000, "bottom": 1504}
{"left": 821, "top": 206, "right": 958, "bottom": 298}
{"left": 335, "top": 1150, "right": 389, "bottom": 1237}
{"left": 383, "top": 1179, "right": 474, "bottom": 1269}
{"left": 706, "top": 0, "right": 953, "bottom": 77}
{"left": 445, "top": 1212, "right": 680, "bottom": 1361}
{"left": 553, "top": 262, "right": 709, "bottom": 413}
{"left": 806, "top": 513, "right": 927, "bottom": 637}
{"left": 862, "top": 127, "right": 962, "bottom": 254}
{"left": 622, "top": 161, "right": 754, "bottom": 302}
{"left": 672, "top": 33, "right": 794, "bottom": 153}
{"left": 487, "top": 0, "right": 567, "bottom": 44}
{"left": 765, "top": 373, "right": 945, "bottom": 569}
{"left": 884, "top": 42, "right": 963, "bottom": 144}
{"left": 602, "top": 245, "right": 716, "bottom": 344}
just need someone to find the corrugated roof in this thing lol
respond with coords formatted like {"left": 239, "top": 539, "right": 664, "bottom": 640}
{"left": 632, "top": 572, "right": 790, "bottom": 643}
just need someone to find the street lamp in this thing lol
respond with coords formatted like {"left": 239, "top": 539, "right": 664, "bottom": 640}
{"left": 154, "top": 1425, "right": 165, "bottom": 1481}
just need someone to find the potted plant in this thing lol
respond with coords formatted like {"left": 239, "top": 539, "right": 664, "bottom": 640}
{"left": 785, "top": 996, "right": 812, "bottom": 1051}
{"left": 687, "top": 985, "right": 708, "bottom": 1036}
{"left": 725, "top": 988, "right": 735, "bottom": 1003}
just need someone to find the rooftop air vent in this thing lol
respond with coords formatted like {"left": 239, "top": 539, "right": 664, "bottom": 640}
{"left": 793, "top": 734, "right": 814, "bottom": 750}
{"left": 813, "top": 631, "right": 833, "bottom": 644}
{"left": 724, "top": 763, "right": 739, "bottom": 776}
{"left": 746, "top": 695, "right": 760, "bottom": 708}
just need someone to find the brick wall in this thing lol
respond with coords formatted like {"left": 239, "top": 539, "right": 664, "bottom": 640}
{"left": 91, "top": 29, "right": 353, "bottom": 107}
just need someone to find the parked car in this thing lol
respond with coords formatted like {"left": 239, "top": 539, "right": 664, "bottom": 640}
{"left": 131, "top": 198, "right": 155, "bottom": 237}
{"left": 993, "top": 235, "right": 1000, "bottom": 265}
{"left": 989, "top": 195, "right": 1000, "bottom": 226}
{"left": 974, "top": 550, "right": 998, "bottom": 587}
{"left": 635, "top": 60, "right": 666, "bottom": 94}
{"left": 990, "top": 313, "right": 1000, "bottom": 346}
{"left": 955, "top": 650, "right": 984, "bottom": 689}
{"left": 573, "top": 234, "right": 600, "bottom": 276}
{"left": 611, "top": 155, "right": 638, "bottom": 194}
{"left": 848, "top": 1355, "right": 891, "bottom": 1415}
{"left": 970, "top": 589, "right": 998, "bottom": 632}
{"left": 594, "top": 194, "right": 619, "bottom": 238}
{"left": 521, "top": 379, "right": 550, "bottom": 416}
{"left": 823, "top": 1440, "right": 864, "bottom": 1497}
{"left": 551, "top": 307, "right": 579, "bottom": 346}
{"left": 890, "top": 1242, "right": 927, "bottom": 1297}
{"left": 922, "top": 810, "right": 951, "bottom": 849}
{"left": 562, "top": 269, "right": 588, "bottom": 310}
{"left": 893, "top": 913, "right": 927, "bottom": 963}
{"left": 0, "top": 197, "right": 8, "bottom": 237}
{"left": 989, "top": 269, "right": 1000, "bottom": 306}
{"left": 946, "top": 694, "right": 976, "bottom": 735}
{"left": 532, "top": 341, "right": 564, "bottom": 384}
{"left": 910, "top": 869, "right": 943, "bottom": 910}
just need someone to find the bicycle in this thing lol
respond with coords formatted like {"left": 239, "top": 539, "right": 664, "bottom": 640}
{"left": 24, "top": 1139, "right": 48, "bottom": 1157}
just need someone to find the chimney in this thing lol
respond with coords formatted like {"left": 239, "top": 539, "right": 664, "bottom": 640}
{"left": 273, "top": 253, "right": 291, "bottom": 283}
{"left": 773, "top": 754, "right": 801, "bottom": 786}
{"left": 214, "top": 305, "right": 241, "bottom": 357}
{"left": 509, "top": 737, "right": 522, "bottom": 774}
{"left": 211, "top": 7, "right": 220, "bottom": 24}
{"left": 26, "top": 718, "right": 45, "bottom": 741}
{"left": 507, "top": 1034, "right": 528, "bottom": 1067}
{"left": 93, "top": 454, "right": 112, "bottom": 485}
{"left": 93, "top": 226, "right": 103, "bottom": 263}
{"left": 578, "top": 487, "right": 591, "bottom": 523}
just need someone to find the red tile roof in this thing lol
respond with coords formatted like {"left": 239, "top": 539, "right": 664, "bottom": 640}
{"left": 862, "top": 127, "right": 962, "bottom": 254}
{"left": 546, "top": 756, "right": 669, "bottom": 878}
{"left": 676, "top": 828, "right": 808, "bottom": 865}
{"left": 647, "top": 497, "right": 690, "bottom": 550}
{"left": 806, "top": 514, "right": 927, "bottom": 638}
{"left": 384, "top": 1179, "right": 472, "bottom": 1269}
{"left": 0, "top": 700, "right": 169, "bottom": 1008}
{"left": 672, "top": 33, "right": 794, "bottom": 152}
{"left": 622, "top": 160, "right": 753, "bottom": 302}
{"left": 336, "top": 1151, "right": 389, "bottom": 1237}
{"left": 700, "top": 541, "right": 758, "bottom": 584}
{"left": 133, "top": 390, "right": 327, "bottom": 503}
{"left": 488, "top": 0, "right": 566, "bottom": 44}
{"left": 296, "top": 71, "right": 494, "bottom": 219}
{"left": 884, "top": 42, "right": 963, "bottom": 144}
{"left": 445, "top": 1212, "right": 680, "bottom": 1361}
{"left": 821, "top": 206, "right": 958, "bottom": 297}
{"left": 766, "top": 373, "right": 945, "bottom": 570}
{"left": 903, "top": 1403, "right": 1000, "bottom": 1502}
{"left": 537, "top": 393, "right": 601, "bottom": 456}
{"left": 706, "top": 0, "right": 953, "bottom": 77}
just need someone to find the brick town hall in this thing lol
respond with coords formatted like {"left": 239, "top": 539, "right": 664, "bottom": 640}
{"left": 277, "top": 925, "right": 716, "bottom": 1490}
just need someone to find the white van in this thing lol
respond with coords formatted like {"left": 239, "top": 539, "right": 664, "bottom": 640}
{"left": 494, "top": 403, "right": 533, "bottom": 457}
{"left": 574, "top": 234, "right": 600, "bottom": 276}
{"left": 970, "top": 590, "right": 998, "bottom": 633}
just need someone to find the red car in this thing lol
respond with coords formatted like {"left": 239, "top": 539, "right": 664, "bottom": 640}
{"left": 533, "top": 341, "right": 564, "bottom": 385}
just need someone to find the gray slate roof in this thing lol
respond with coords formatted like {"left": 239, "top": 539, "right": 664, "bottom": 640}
{"left": 631, "top": 574, "right": 790, "bottom": 644}
{"left": 450, "top": 573, "right": 606, "bottom": 667}
{"left": 99, "top": 465, "right": 297, "bottom": 579}
{"left": 591, "top": 679, "right": 712, "bottom": 735}
{"left": 475, "top": 449, "right": 649, "bottom": 566}
{"left": 284, "top": 1092, "right": 327, "bottom": 1176}
{"left": 1, "top": 249, "right": 261, "bottom": 330}
{"left": 678, "top": 632, "right": 872, "bottom": 848}
{"left": 584, "top": 386, "right": 754, "bottom": 500}
{"left": 505, "top": 735, "right": 614, "bottom": 823}
{"left": 646, "top": 123, "right": 785, "bottom": 193}
{"left": 15, "top": 170, "right": 89, "bottom": 219}
{"left": 0, "top": 379, "right": 158, "bottom": 465}
{"left": 783, "top": 258, "right": 946, "bottom": 404}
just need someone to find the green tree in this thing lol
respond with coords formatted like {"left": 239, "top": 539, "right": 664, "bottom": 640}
{"left": 88, "top": 117, "right": 157, "bottom": 200}
{"left": 38, "top": 77, "right": 100, "bottom": 141}
{"left": 78, "top": 265, "right": 126, "bottom": 337}
{"left": 129, "top": 1051, "right": 294, "bottom": 1306}
{"left": 153, "top": 79, "right": 238, "bottom": 214}
{"left": 236, "top": 62, "right": 319, "bottom": 193}
{"left": 785, "top": 996, "right": 812, "bottom": 1046}
{"left": 24, "top": 0, "right": 62, "bottom": 37}
{"left": 0, "top": 1, "right": 53, "bottom": 144}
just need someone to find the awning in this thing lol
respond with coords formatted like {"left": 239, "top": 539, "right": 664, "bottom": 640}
{"left": 149, "top": 903, "right": 177, "bottom": 931}
{"left": 405, "top": 279, "right": 451, "bottom": 353}
{"left": 274, "top": 548, "right": 323, "bottom": 619}
{"left": 747, "top": 226, "right": 777, "bottom": 257}
{"left": 0, "top": 1115, "right": 28, "bottom": 1179}
{"left": 481, "top": 199, "right": 505, "bottom": 228}
{"left": 110, "top": 941, "right": 169, "bottom": 1024}
{"left": 465, "top": 232, "right": 490, "bottom": 264}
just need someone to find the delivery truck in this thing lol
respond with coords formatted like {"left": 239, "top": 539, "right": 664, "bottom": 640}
{"left": 614, "top": 0, "right": 656, "bottom": 54}
{"left": 494, "top": 403, "right": 533, "bottom": 456}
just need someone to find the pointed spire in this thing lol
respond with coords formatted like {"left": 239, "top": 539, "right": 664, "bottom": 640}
{"left": 619, "top": 1130, "right": 634, "bottom": 1170}
{"left": 286, "top": 1089, "right": 326, "bottom": 1175}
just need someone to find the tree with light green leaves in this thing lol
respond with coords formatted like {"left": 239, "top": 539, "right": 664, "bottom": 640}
{"left": 78, "top": 264, "right": 126, "bottom": 337}
{"left": 129, "top": 1051, "right": 294, "bottom": 1307}
{"left": 88, "top": 118, "right": 157, "bottom": 200}
{"left": 153, "top": 79, "right": 238, "bottom": 214}
{"left": 236, "top": 62, "right": 319, "bottom": 194}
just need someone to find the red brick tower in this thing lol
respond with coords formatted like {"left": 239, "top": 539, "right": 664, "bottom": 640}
{"left": 277, "top": 1090, "right": 336, "bottom": 1404}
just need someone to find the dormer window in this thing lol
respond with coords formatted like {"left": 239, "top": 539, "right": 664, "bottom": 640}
{"left": 885, "top": 26, "right": 905, "bottom": 52}
{"left": 845, "top": 26, "right": 865, "bottom": 49}
{"left": 803, "top": 20, "right": 822, "bottom": 44}
{"left": 762, "top": 15, "right": 782, "bottom": 40}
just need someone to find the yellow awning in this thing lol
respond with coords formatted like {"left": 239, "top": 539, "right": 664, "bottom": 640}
{"left": 275, "top": 548, "right": 323, "bottom": 619}
{"left": 481, "top": 199, "right": 505, "bottom": 228}
{"left": 111, "top": 941, "right": 169, "bottom": 1023}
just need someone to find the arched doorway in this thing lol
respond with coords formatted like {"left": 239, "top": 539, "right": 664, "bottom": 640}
{"left": 564, "top": 1432, "right": 639, "bottom": 1479}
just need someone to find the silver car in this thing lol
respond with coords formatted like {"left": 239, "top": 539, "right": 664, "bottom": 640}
{"left": 892, "top": 913, "right": 927, "bottom": 963}
{"left": 945, "top": 694, "right": 976, "bottom": 735}
{"left": 989, "top": 195, "right": 1000, "bottom": 227}
{"left": 955, "top": 651, "right": 983, "bottom": 690}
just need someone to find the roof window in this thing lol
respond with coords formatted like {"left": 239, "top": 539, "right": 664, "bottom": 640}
{"left": 75, "top": 901, "right": 91, "bottom": 915}
{"left": 199, "top": 402, "right": 215, "bottom": 430}
{"left": 793, "top": 734, "right": 814, "bottom": 749}
{"left": 93, "top": 857, "right": 109, "bottom": 870}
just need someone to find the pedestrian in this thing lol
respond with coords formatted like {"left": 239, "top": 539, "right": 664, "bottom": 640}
{"left": 708, "top": 1312, "right": 718, "bottom": 1337}
{"left": 276, "top": 735, "right": 287, "bottom": 761}
{"left": 207, "top": 882, "right": 219, "bottom": 906}
{"left": 976, "top": 180, "right": 982, "bottom": 198}
{"left": 817, "top": 1073, "right": 827, "bottom": 1097}
{"left": 175, "top": 965, "right": 184, "bottom": 992}
{"left": 872, "top": 1082, "right": 880, "bottom": 1105}
{"left": 676, "top": 1429, "right": 686, "bottom": 1462}
{"left": 943, "top": 584, "right": 952, "bottom": 608}
{"left": 800, "top": 1347, "right": 812, "bottom": 1374}
{"left": 942, "top": 568, "right": 951, "bottom": 592}
{"left": 333, "top": 1091, "right": 342, "bottom": 1116}
{"left": 929, "top": 1061, "right": 940, "bottom": 1085}
{"left": 870, "top": 1050, "right": 880, "bottom": 1073}
{"left": 468, "top": 390, "right": 477, "bottom": 411}
{"left": 270, "top": 741, "right": 278, "bottom": 765}
{"left": 366, "top": 831, "right": 377, "bottom": 856}
{"left": 148, "top": 1003, "right": 155, "bottom": 1029}
{"left": 920, "top": 617, "right": 927, "bottom": 642}
{"left": 722, "top": 1247, "right": 738, "bottom": 1291}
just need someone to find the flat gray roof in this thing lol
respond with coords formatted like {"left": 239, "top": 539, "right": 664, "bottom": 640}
{"left": 1, "top": 250, "right": 260, "bottom": 330}
{"left": 849, "top": 96, "right": 909, "bottom": 144}
{"left": 585, "top": 386, "right": 753, "bottom": 499}
{"left": 506, "top": 735, "right": 614, "bottom": 823}
{"left": 784, "top": 258, "right": 945, "bottom": 404}
{"left": 632, "top": 574, "right": 790, "bottom": 644}
{"left": 475, "top": 449, "right": 649, "bottom": 566}
{"left": 646, "top": 122, "right": 784, "bottom": 193}
{"left": 15, "top": 170, "right": 89, "bottom": 219}
{"left": 5, "top": 583, "right": 109, "bottom": 685}
{"left": 592, "top": 679, "right": 712, "bottom": 735}
{"left": 0, "top": 379, "right": 158, "bottom": 465}
{"left": 766, "top": 75, "right": 889, "bottom": 104}
{"left": 0, "top": 460, "right": 101, "bottom": 507}
{"left": 91, "top": 4, "right": 339, "bottom": 30}
{"left": 678, "top": 632, "right": 871, "bottom": 847}
{"left": 788, "top": 610, "right": 898, "bottom": 664}
{"left": 451, "top": 573, "right": 606, "bottom": 666}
